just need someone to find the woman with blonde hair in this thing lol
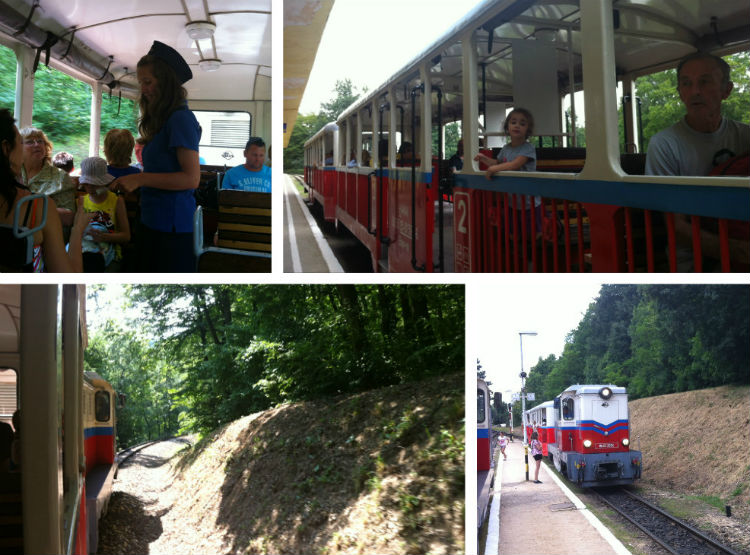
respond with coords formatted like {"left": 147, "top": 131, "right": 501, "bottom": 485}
{"left": 20, "top": 126, "right": 76, "bottom": 227}
{"left": 1, "top": 109, "right": 89, "bottom": 271}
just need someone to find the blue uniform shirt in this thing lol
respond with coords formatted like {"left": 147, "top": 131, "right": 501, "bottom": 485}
{"left": 141, "top": 105, "right": 201, "bottom": 232}
{"left": 222, "top": 164, "right": 272, "bottom": 192}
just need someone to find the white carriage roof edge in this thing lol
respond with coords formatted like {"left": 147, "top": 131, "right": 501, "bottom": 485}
{"left": 334, "top": 0, "right": 750, "bottom": 124}
{"left": 336, "top": 0, "right": 505, "bottom": 123}
{"left": 303, "top": 122, "right": 339, "bottom": 148}
{"left": 0, "top": 0, "right": 271, "bottom": 103}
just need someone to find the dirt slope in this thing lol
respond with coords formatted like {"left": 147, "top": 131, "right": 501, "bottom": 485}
{"left": 161, "top": 373, "right": 464, "bottom": 555}
{"left": 629, "top": 385, "right": 749, "bottom": 504}
{"left": 629, "top": 385, "right": 750, "bottom": 553}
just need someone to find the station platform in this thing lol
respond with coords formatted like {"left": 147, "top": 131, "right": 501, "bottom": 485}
{"left": 283, "top": 174, "right": 343, "bottom": 273}
{"left": 485, "top": 439, "right": 630, "bottom": 555}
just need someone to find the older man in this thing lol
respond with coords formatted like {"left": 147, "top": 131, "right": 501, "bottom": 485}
{"left": 646, "top": 53, "right": 749, "bottom": 176}
{"left": 645, "top": 53, "right": 749, "bottom": 270}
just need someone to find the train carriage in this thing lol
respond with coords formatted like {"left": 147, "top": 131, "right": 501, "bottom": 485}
{"left": 0, "top": 1, "right": 272, "bottom": 273}
{"left": 523, "top": 400, "right": 554, "bottom": 456}
{"left": 548, "top": 384, "right": 642, "bottom": 487}
{"left": 0, "top": 285, "right": 117, "bottom": 555}
{"left": 303, "top": 0, "right": 749, "bottom": 272}
{"left": 477, "top": 378, "right": 494, "bottom": 528}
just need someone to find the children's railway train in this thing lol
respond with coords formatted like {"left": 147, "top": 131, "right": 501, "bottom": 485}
{"left": 0, "top": 284, "right": 118, "bottom": 555}
{"left": 524, "top": 384, "right": 642, "bottom": 487}
{"left": 303, "top": 0, "right": 749, "bottom": 273}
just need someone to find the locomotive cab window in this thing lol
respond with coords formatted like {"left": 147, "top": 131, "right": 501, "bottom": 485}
{"left": 477, "top": 389, "right": 485, "bottom": 423}
{"left": 95, "top": 391, "right": 110, "bottom": 422}
{"left": 562, "top": 398, "right": 574, "bottom": 421}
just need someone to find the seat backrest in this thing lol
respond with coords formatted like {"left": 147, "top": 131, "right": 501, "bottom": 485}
{"left": 216, "top": 190, "right": 271, "bottom": 253}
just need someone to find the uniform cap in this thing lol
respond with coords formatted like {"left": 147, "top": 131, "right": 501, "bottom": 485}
{"left": 79, "top": 157, "right": 115, "bottom": 186}
{"left": 148, "top": 40, "right": 193, "bottom": 84}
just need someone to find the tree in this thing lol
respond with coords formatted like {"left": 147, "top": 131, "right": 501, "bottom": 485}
{"left": 635, "top": 52, "right": 749, "bottom": 152}
{"left": 284, "top": 79, "right": 366, "bottom": 174}
{"left": 98, "top": 284, "right": 464, "bottom": 436}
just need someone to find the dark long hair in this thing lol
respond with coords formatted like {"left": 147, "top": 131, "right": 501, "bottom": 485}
{"left": 0, "top": 108, "right": 19, "bottom": 215}
{"left": 137, "top": 55, "right": 188, "bottom": 144}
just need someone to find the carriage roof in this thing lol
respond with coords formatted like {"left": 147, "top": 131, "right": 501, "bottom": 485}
{"left": 337, "top": 0, "right": 749, "bottom": 122}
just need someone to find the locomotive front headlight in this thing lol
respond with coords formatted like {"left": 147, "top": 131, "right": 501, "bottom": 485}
{"left": 583, "top": 439, "right": 592, "bottom": 448}
{"left": 622, "top": 438, "right": 630, "bottom": 446}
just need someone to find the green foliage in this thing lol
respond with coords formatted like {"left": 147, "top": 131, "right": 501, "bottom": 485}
{"left": 87, "top": 285, "right": 464, "bottom": 442}
{"left": 0, "top": 43, "right": 139, "bottom": 164}
{"left": 525, "top": 285, "right": 749, "bottom": 404}
{"left": 635, "top": 52, "right": 749, "bottom": 152}
{"left": 284, "top": 79, "right": 365, "bottom": 173}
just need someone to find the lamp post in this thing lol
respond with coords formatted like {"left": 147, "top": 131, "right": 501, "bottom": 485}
{"left": 519, "top": 331, "right": 537, "bottom": 445}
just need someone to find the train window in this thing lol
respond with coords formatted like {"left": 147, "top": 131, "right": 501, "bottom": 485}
{"left": 194, "top": 110, "right": 252, "bottom": 167}
{"left": 0, "top": 368, "right": 17, "bottom": 426}
{"left": 562, "top": 398, "right": 574, "bottom": 421}
{"left": 477, "top": 389, "right": 485, "bottom": 423}
{"left": 94, "top": 391, "right": 110, "bottom": 423}
{"left": 0, "top": 45, "right": 17, "bottom": 111}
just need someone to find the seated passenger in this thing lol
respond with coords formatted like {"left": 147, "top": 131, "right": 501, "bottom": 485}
{"left": 324, "top": 151, "right": 334, "bottom": 166}
{"left": 347, "top": 149, "right": 358, "bottom": 167}
{"left": 473, "top": 108, "right": 541, "bottom": 232}
{"left": 361, "top": 149, "right": 371, "bottom": 167}
{"left": 52, "top": 151, "right": 75, "bottom": 174}
{"left": 20, "top": 126, "right": 76, "bottom": 228}
{"left": 0, "top": 109, "right": 89, "bottom": 272}
{"left": 448, "top": 138, "right": 464, "bottom": 173}
{"left": 645, "top": 52, "right": 750, "bottom": 270}
{"left": 397, "top": 141, "right": 414, "bottom": 163}
{"left": 104, "top": 129, "right": 142, "bottom": 179}
{"left": 221, "top": 137, "right": 271, "bottom": 193}
{"left": 78, "top": 157, "right": 131, "bottom": 272}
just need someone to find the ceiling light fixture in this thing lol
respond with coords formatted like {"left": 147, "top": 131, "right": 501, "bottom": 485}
{"left": 199, "top": 58, "right": 222, "bottom": 72}
{"left": 186, "top": 21, "right": 216, "bottom": 40}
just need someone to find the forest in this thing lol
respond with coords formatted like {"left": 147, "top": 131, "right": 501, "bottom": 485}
{"left": 516, "top": 285, "right": 749, "bottom": 418}
{"left": 84, "top": 284, "right": 464, "bottom": 448}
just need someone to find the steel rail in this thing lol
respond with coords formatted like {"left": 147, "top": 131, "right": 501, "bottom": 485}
{"left": 595, "top": 488, "right": 740, "bottom": 555}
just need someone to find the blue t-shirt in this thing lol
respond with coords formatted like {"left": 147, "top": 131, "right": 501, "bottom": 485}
{"left": 222, "top": 164, "right": 272, "bottom": 193}
{"left": 107, "top": 165, "right": 141, "bottom": 179}
{"left": 140, "top": 106, "right": 201, "bottom": 232}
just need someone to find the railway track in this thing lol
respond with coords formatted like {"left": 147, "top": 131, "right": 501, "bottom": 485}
{"left": 595, "top": 487, "right": 741, "bottom": 555}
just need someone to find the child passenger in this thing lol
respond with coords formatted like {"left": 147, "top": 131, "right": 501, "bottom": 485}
{"left": 473, "top": 107, "right": 541, "bottom": 230}
{"left": 78, "top": 156, "right": 130, "bottom": 272}
{"left": 498, "top": 431, "right": 509, "bottom": 461}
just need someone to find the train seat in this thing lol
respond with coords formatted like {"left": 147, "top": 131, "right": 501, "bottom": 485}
{"left": 0, "top": 472, "right": 22, "bottom": 554}
{"left": 85, "top": 463, "right": 116, "bottom": 554}
{"left": 193, "top": 189, "right": 272, "bottom": 272}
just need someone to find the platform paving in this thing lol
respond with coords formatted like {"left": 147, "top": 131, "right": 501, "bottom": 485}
{"left": 490, "top": 439, "right": 629, "bottom": 555}
{"left": 283, "top": 174, "right": 343, "bottom": 273}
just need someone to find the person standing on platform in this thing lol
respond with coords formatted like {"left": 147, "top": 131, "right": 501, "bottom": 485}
{"left": 530, "top": 431, "right": 543, "bottom": 483}
{"left": 499, "top": 432, "right": 509, "bottom": 461}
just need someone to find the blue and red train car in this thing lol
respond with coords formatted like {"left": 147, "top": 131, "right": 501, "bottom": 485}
{"left": 477, "top": 378, "right": 494, "bottom": 528}
{"left": 0, "top": 285, "right": 118, "bottom": 555}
